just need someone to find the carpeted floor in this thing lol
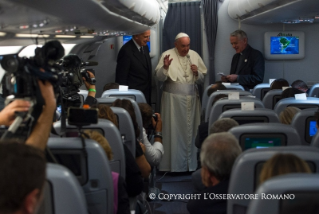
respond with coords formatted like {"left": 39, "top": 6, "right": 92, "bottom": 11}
{"left": 147, "top": 171, "right": 194, "bottom": 214}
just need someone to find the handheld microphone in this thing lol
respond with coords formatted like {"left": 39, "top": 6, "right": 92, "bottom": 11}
{"left": 186, "top": 54, "right": 193, "bottom": 65}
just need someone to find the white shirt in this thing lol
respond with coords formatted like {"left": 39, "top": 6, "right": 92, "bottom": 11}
{"left": 142, "top": 128, "right": 164, "bottom": 166}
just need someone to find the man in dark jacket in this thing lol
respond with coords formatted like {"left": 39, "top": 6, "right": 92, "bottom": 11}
{"left": 187, "top": 132, "right": 242, "bottom": 214}
{"left": 115, "top": 30, "right": 152, "bottom": 104}
{"left": 221, "top": 30, "right": 265, "bottom": 91}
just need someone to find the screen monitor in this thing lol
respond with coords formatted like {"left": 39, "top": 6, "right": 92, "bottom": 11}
{"left": 264, "top": 32, "right": 305, "bottom": 60}
{"left": 272, "top": 95, "right": 282, "bottom": 109}
{"left": 123, "top": 35, "right": 150, "bottom": 52}
{"left": 261, "top": 88, "right": 271, "bottom": 100}
{"left": 240, "top": 134, "right": 286, "bottom": 151}
{"left": 280, "top": 191, "right": 319, "bottom": 213}
{"left": 222, "top": 104, "right": 241, "bottom": 112}
{"left": 231, "top": 116, "right": 269, "bottom": 125}
{"left": 254, "top": 161, "right": 316, "bottom": 190}
{"left": 305, "top": 117, "right": 317, "bottom": 143}
{"left": 288, "top": 104, "right": 319, "bottom": 110}
{"left": 51, "top": 150, "right": 88, "bottom": 185}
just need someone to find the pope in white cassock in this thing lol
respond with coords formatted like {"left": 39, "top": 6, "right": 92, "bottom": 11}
{"left": 155, "top": 32, "right": 207, "bottom": 172}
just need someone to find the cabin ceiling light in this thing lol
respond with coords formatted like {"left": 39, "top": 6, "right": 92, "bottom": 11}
{"left": 80, "top": 36, "right": 94, "bottom": 38}
{"left": 15, "top": 34, "right": 49, "bottom": 38}
{"left": 55, "top": 35, "right": 76, "bottom": 38}
{"left": 0, "top": 32, "right": 6, "bottom": 36}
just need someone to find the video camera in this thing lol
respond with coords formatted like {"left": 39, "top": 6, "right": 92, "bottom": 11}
{"left": 0, "top": 40, "right": 65, "bottom": 139}
{"left": 58, "top": 54, "right": 97, "bottom": 112}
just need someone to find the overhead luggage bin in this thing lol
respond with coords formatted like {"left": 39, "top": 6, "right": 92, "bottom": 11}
{"left": 227, "top": 0, "right": 318, "bottom": 25}
{"left": 7, "top": 0, "right": 160, "bottom": 35}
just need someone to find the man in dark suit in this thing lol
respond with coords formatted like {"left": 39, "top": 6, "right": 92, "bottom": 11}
{"left": 221, "top": 30, "right": 265, "bottom": 91}
{"left": 187, "top": 132, "right": 242, "bottom": 214}
{"left": 115, "top": 30, "right": 152, "bottom": 104}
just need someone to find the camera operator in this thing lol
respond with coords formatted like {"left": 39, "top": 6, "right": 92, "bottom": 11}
{"left": 0, "top": 100, "right": 31, "bottom": 126}
{"left": 138, "top": 103, "right": 163, "bottom": 166}
{"left": 82, "top": 70, "right": 97, "bottom": 107}
{"left": 0, "top": 80, "right": 55, "bottom": 151}
{"left": 25, "top": 80, "right": 56, "bottom": 151}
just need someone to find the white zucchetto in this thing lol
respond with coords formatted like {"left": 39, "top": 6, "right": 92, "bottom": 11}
{"left": 175, "top": 32, "right": 189, "bottom": 40}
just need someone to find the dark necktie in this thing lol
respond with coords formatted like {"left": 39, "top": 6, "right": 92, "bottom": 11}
{"left": 140, "top": 47, "right": 144, "bottom": 54}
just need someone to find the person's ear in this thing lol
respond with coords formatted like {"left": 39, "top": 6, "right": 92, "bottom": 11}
{"left": 23, "top": 189, "right": 40, "bottom": 214}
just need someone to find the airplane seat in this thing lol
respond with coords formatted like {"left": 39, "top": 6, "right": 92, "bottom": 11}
{"left": 247, "top": 174, "right": 319, "bottom": 214}
{"left": 308, "top": 83, "right": 319, "bottom": 97}
{"left": 53, "top": 119, "right": 126, "bottom": 178}
{"left": 202, "top": 84, "right": 214, "bottom": 113}
{"left": 223, "top": 84, "right": 245, "bottom": 91}
{"left": 97, "top": 97, "right": 144, "bottom": 143}
{"left": 47, "top": 138, "right": 114, "bottom": 214}
{"left": 291, "top": 108, "right": 318, "bottom": 145}
{"left": 101, "top": 89, "right": 147, "bottom": 103}
{"left": 262, "top": 89, "right": 282, "bottom": 109}
{"left": 251, "top": 83, "right": 270, "bottom": 100}
{"left": 228, "top": 123, "right": 301, "bottom": 151}
{"left": 208, "top": 97, "right": 264, "bottom": 125}
{"left": 42, "top": 163, "right": 88, "bottom": 214}
{"left": 205, "top": 90, "right": 253, "bottom": 122}
{"left": 216, "top": 108, "right": 279, "bottom": 127}
{"left": 110, "top": 107, "right": 136, "bottom": 156}
{"left": 228, "top": 146, "right": 319, "bottom": 214}
{"left": 274, "top": 97, "right": 319, "bottom": 115}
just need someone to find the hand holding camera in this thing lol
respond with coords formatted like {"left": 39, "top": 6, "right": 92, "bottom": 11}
{"left": 151, "top": 113, "right": 162, "bottom": 132}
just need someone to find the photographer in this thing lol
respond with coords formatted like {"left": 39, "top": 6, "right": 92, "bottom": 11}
{"left": 138, "top": 103, "right": 163, "bottom": 166}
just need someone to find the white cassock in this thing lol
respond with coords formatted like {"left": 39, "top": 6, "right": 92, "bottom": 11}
{"left": 155, "top": 48, "right": 207, "bottom": 172}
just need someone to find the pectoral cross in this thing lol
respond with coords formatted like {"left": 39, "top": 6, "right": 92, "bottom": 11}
{"left": 183, "top": 74, "right": 189, "bottom": 79}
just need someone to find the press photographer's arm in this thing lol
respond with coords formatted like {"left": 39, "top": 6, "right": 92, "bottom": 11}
{"left": 0, "top": 100, "right": 31, "bottom": 126}
{"left": 25, "top": 80, "right": 56, "bottom": 151}
{"left": 83, "top": 70, "right": 97, "bottom": 106}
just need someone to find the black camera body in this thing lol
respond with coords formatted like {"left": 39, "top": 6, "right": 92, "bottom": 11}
{"left": 81, "top": 68, "right": 96, "bottom": 85}
{"left": 152, "top": 113, "right": 158, "bottom": 122}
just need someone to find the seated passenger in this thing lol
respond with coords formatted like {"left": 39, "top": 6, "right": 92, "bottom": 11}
{"left": 112, "top": 99, "right": 151, "bottom": 179}
{"left": 281, "top": 88, "right": 304, "bottom": 99}
{"left": 97, "top": 104, "right": 144, "bottom": 197}
{"left": 279, "top": 107, "right": 301, "bottom": 125}
{"left": 82, "top": 130, "right": 130, "bottom": 214}
{"left": 193, "top": 118, "right": 239, "bottom": 192}
{"left": 103, "top": 82, "right": 120, "bottom": 92}
{"left": 0, "top": 142, "right": 46, "bottom": 214}
{"left": 207, "top": 81, "right": 227, "bottom": 97}
{"left": 98, "top": 104, "right": 119, "bottom": 127}
{"left": 270, "top": 78, "right": 289, "bottom": 90}
{"left": 291, "top": 79, "right": 309, "bottom": 93}
{"left": 187, "top": 132, "right": 242, "bottom": 214}
{"left": 138, "top": 103, "right": 164, "bottom": 166}
{"left": 259, "top": 153, "right": 311, "bottom": 184}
